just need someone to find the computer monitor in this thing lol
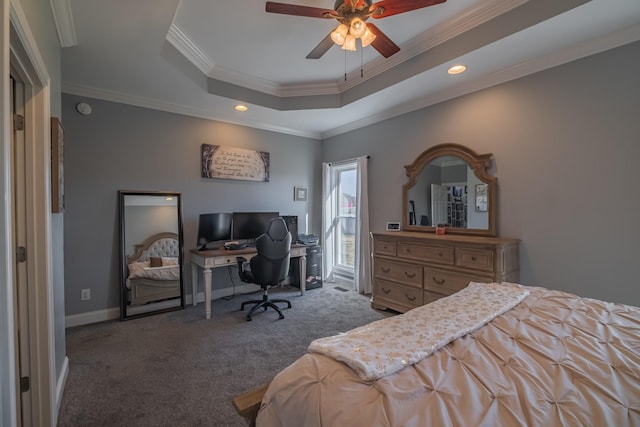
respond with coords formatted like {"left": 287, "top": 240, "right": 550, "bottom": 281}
{"left": 197, "top": 213, "right": 232, "bottom": 250}
{"left": 232, "top": 212, "right": 280, "bottom": 242}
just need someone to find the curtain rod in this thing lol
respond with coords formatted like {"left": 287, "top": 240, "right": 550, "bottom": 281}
{"left": 327, "top": 155, "right": 370, "bottom": 166}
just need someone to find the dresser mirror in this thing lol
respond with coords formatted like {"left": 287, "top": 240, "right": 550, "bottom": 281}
{"left": 119, "top": 190, "right": 185, "bottom": 320}
{"left": 402, "top": 143, "right": 497, "bottom": 236}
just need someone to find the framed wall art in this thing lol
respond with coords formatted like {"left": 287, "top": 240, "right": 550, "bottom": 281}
{"left": 201, "top": 144, "right": 270, "bottom": 182}
{"left": 294, "top": 187, "right": 307, "bottom": 201}
{"left": 51, "top": 117, "right": 65, "bottom": 213}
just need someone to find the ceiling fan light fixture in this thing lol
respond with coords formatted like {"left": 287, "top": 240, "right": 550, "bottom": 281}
{"left": 331, "top": 23, "right": 348, "bottom": 45}
{"left": 360, "top": 26, "right": 376, "bottom": 47}
{"left": 342, "top": 34, "right": 357, "bottom": 51}
{"left": 349, "top": 17, "right": 366, "bottom": 38}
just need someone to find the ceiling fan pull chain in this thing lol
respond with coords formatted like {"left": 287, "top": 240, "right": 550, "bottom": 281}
{"left": 344, "top": 49, "right": 348, "bottom": 82}
{"left": 361, "top": 47, "right": 364, "bottom": 78}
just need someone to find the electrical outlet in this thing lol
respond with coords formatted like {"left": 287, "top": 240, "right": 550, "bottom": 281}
{"left": 81, "top": 289, "right": 91, "bottom": 301}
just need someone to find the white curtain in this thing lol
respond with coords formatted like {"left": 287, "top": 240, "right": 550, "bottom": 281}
{"left": 354, "top": 156, "right": 371, "bottom": 294}
{"left": 322, "top": 162, "right": 336, "bottom": 283}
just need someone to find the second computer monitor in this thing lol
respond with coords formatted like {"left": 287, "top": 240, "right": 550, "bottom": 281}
{"left": 232, "top": 212, "right": 279, "bottom": 241}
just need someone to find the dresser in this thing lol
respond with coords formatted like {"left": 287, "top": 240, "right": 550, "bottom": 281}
{"left": 371, "top": 231, "right": 520, "bottom": 313}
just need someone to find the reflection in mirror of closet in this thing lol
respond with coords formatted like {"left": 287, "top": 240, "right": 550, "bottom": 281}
{"left": 402, "top": 143, "right": 497, "bottom": 237}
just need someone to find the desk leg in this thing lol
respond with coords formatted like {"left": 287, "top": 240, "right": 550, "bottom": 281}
{"left": 299, "top": 255, "right": 306, "bottom": 296}
{"left": 191, "top": 263, "right": 198, "bottom": 306}
{"left": 203, "top": 267, "right": 212, "bottom": 319}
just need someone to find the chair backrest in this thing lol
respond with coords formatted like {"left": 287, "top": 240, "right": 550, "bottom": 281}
{"left": 249, "top": 218, "right": 292, "bottom": 287}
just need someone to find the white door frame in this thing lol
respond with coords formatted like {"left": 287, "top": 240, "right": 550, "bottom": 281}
{"left": 2, "top": 1, "right": 57, "bottom": 425}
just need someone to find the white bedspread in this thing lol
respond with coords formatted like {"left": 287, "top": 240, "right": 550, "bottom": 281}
{"left": 308, "top": 282, "right": 529, "bottom": 381}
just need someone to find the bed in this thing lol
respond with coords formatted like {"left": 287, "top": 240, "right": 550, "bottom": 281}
{"left": 235, "top": 282, "right": 640, "bottom": 427}
{"left": 126, "top": 232, "right": 181, "bottom": 306}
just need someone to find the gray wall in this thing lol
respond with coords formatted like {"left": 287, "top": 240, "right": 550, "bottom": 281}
{"left": 63, "top": 95, "right": 321, "bottom": 316}
{"left": 322, "top": 41, "right": 640, "bottom": 306}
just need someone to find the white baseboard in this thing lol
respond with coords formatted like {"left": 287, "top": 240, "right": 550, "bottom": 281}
{"left": 55, "top": 356, "right": 69, "bottom": 423}
{"left": 65, "top": 307, "right": 120, "bottom": 328}
{"left": 65, "top": 285, "right": 262, "bottom": 327}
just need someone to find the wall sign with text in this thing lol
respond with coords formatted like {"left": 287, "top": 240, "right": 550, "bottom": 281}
{"left": 201, "top": 144, "right": 270, "bottom": 182}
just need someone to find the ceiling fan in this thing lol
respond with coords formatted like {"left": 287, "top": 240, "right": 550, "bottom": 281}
{"left": 265, "top": 0, "right": 447, "bottom": 59}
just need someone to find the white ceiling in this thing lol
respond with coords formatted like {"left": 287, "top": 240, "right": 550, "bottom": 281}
{"left": 58, "top": 0, "right": 640, "bottom": 139}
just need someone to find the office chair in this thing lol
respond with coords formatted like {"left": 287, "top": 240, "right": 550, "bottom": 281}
{"left": 236, "top": 217, "right": 292, "bottom": 321}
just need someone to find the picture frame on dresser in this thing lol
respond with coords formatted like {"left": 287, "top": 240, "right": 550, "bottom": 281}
{"left": 51, "top": 117, "right": 64, "bottom": 213}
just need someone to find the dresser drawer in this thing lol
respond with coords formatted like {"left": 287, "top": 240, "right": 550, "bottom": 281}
{"left": 424, "top": 289, "right": 448, "bottom": 305}
{"left": 374, "top": 279, "right": 423, "bottom": 310}
{"left": 424, "top": 267, "right": 491, "bottom": 295}
{"left": 374, "top": 238, "right": 397, "bottom": 256}
{"left": 374, "top": 258, "right": 422, "bottom": 288}
{"left": 398, "top": 242, "right": 454, "bottom": 265}
{"left": 455, "top": 247, "right": 495, "bottom": 272}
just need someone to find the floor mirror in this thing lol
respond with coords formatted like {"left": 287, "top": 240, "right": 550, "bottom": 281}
{"left": 119, "top": 190, "right": 185, "bottom": 320}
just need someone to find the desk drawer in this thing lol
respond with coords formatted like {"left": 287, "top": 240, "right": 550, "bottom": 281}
{"left": 455, "top": 247, "right": 494, "bottom": 272}
{"left": 374, "top": 258, "right": 422, "bottom": 288}
{"left": 399, "top": 242, "right": 454, "bottom": 265}
{"left": 424, "top": 267, "right": 491, "bottom": 295}
{"left": 374, "top": 279, "right": 422, "bottom": 310}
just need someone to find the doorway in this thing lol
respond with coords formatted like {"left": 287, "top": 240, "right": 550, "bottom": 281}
{"left": 11, "top": 71, "right": 32, "bottom": 427}
{"left": 3, "top": 11, "right": 59, "bottom": 425}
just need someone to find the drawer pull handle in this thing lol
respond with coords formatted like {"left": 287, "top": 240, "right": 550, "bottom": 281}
{"left": 433, "top": 277, "right": 445, "bottom": 285}
{"left": 405, "top": 294, "right": 416, "bottom": 302}
{"left": 381, "top": 267, "right": 391, "bottom": 273}
{"left": 381, "top": 287, "right": 391, "bottom": 294}
{"left": 438, "top": 252, "right": 443, "bottom": 257}
{"left": 471, "top": 256, "right": 477, "bottom": 261}
{"left": 404, "top": 272, "right": 415, "bottom": 278}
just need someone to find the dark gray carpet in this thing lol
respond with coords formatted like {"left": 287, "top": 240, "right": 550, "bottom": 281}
{"left": 58, "top": 283, "right": 393, "bottom": 426}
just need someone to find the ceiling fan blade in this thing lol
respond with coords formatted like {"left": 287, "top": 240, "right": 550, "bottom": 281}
{"left": 367, "top": 23, "right": 400, "bottom": 58}
{"left": 306, "top": 33, "right": 335, "bottom": 59}
{"left": 370, "top": 0, "right": 446, "bottom": 19}
{"left": 265, "top": 2, "right": 338, "bottom": 19}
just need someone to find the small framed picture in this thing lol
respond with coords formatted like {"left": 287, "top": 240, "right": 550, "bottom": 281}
{"left": 475, "top": 183, "right": 488, "bottom": 212}
{"left": 294, "top": 186, "right": 307, "bottom": 201}
{"left": 386, "top": 222, "right": 401, "bottom": 231}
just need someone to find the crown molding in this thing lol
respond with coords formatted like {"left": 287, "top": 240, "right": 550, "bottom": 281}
{"left": 339, "top": 0, "right": 526, "bottom": 91}
{"left": 166, "top": 23, "right": 214, "bottom": 76}
{"left": 321, "top": 23, "right": 640, "bottom": 139}
{"left": 49, "top": 0, "right": 77, "bottom": 47}
{"left": 168, "top": 0, "right": 523, "bottom": 98}
{"left": 61, "top": 82, "right": 322, "bottom": 139}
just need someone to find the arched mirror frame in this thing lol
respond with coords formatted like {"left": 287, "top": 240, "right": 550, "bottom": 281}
{"left": 119, "top": 190, "right": 185, "bottom": 320}
{"left": 402, "top": 143, "right": 497, "bottom": 237}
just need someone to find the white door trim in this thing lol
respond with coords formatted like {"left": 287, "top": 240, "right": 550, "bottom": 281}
{"left": 3, "top": 0, "right": 58, "bottom": 425}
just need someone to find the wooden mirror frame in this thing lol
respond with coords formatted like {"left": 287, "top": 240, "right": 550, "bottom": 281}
{"left": 402, "top": 143, "right": 497, "bottom": 237}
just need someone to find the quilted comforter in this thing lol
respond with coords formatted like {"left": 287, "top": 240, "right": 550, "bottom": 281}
{"left": 257, "top": 285, "right": 640, "bottom": 427}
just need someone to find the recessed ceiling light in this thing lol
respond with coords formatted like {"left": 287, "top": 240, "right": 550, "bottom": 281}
{"left": 234, "top": 104, "right": 248, "bottom": 111}
{"left": 448, "top": 65, "right": 466, "bottom": 75}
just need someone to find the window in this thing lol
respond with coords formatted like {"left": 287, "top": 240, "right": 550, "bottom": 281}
{"left": 332, "top": 163, "right": 357, "bottom": 276}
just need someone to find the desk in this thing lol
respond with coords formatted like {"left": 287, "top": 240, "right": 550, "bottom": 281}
{"left": 190, "top": 244, "right": 307, "bottom": 319}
